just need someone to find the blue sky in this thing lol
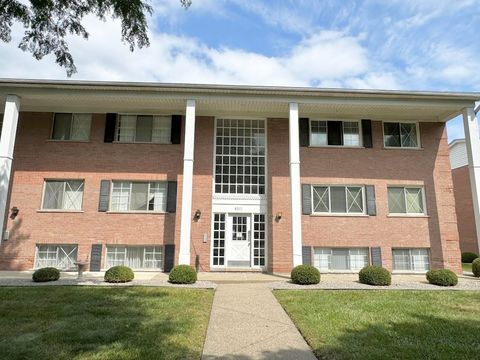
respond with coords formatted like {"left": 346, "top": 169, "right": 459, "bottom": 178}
{"left": 1, "top": 0, "right": 479, "bottom": 140}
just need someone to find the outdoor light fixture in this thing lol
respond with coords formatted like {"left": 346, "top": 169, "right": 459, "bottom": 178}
{"left": 275, "top": 212, "right": 282, "bottom": 222}
{"left": 194, "top": 209, "right": 201, "bottom": 221}
{"left": 10, "top": 206, "right": 19, "bottom": 219}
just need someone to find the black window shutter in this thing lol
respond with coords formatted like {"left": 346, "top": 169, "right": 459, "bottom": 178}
{"left": 362, "top": 119, "right": 373, "bottom": 148}
{"left": 171, "top": 115, "right": 182, "bottom": 144}
{"left": 302, "top": 184, "right": 312, "bottom": 215}
{"left": 104, "top": 113, "right": 117, "bottom": 143}
{"left": 302, "top": 246, "right": 312, "bottom": 265}
{"left": 366, "top": 185, "right": 376, "bottom": 216}
{"left": 166, "top": 181, "right": 177, "bottom": 213}
{"left": 370, "top": 247, "right": 382, "bottom": 266}
{"left": 89, "top": 244, "right": 103, "bottom": 271}
{"left": 328, "top": 121, "right": 343, "bottom": 145}
{"left": 164, "top": 244, "right": 175, "bottom": 272}
{"left": 299, "top": 118, "right": 310, "bottom": 147}
{"left": 98, "top": 180, "right": 111, "bottom": 212}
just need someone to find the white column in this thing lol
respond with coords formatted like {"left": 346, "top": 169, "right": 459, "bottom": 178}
{"left": 0, "top": 95, "right": 20, "bottom": 239}
{"left": 178, "top": 99, "right": 196, "bottom": 265}
{"left": 289, "top": 102, "right": 303, "bottom": 267}
{"left": 463, "top": 107, "right": 480, "bottom": 252}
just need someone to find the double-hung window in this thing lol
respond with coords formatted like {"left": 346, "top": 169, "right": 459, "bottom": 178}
{"left": 312, "top": 185, "right": 364, "bottom": 214}
{"left": 314, "top": 248, "right": 369, "bottom": 271}
{"left": 116, "top": 115, "right": 171, "bottom": 143}
{"left": 383, "top": 122, "right": 419, "bottom": 148}
{"left": 42, "top": 180, "right": 84, "bottom": 211}
{"left": 106, "top": 246, "right": 163, "bottom": 269}
{"left": 310, "top": 120, "right": 361, "bottom": 147}
{"left": 35, "top": 244, "right": 78, "bottom": 270}
{"left": 392, "top": 248, "right": 430, "bottom": 271}
{"left": 110, "top": 181, "right": 167, "bottom": 212}
{"left": 52, "top": 113, "right": 92, "bottom": 141}
{"left": 388, "top": 186, "right": 425, "bottom": 215}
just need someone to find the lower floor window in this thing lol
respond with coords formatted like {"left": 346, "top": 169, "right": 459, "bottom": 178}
{"left": 106, "top": 246, "right": 163, "bottom": 269}
{"left": 392, "top": 248, "right": 430, "bottom": 271}
{"left": 35, "top": 244, "right": 78, "bottom": 270}
{"left": 314, "top": 248, "right": 369, "bottom": 271}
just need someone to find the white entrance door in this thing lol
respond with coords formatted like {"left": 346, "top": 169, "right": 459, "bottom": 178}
{"left": 226, "top": 214, "right": 251, "bottom": 267}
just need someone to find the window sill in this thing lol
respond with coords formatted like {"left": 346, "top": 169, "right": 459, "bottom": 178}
{"left": 106, "top": 211, "right": 167, "bottom": 215}
{"left": 392, "top": 270, "right": 428, "bottom": 274}
{"left": 37, "top": 210, "right": 84, "bottom": 213}
{"left": 46, "top": 139, "right": 91, "bottom": 143}
{"left": 112, "top": 141, "right": 173, "bottom": 145}
{"left": 308, "top": 145, "right": 364, "bottom": 149}
{"left": 383, "top": 146, "right": 423, "bottom": 151}
{"left": 387, "top": 214, "right": 429, "bottom": 218}
{"left": 310, "top": 213, "right": 369, "bottom": 217}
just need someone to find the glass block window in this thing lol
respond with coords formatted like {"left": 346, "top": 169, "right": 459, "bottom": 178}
{"left": 35, "top": 244, "right": 78, "bottom": 270}
{"left": 312, "top": 186, "right": 364, "bottom": 214}
{"left": 393, "top": 248, "right": 430, "bottom": 271}
{"left": 212, "top": 214, "right": 226, "bottom": 266}
{"left": 110, "top": 181, "right": 167, "bottom": 212}
{"left": 214, "top": 119, "right": 266, "bottom": 195}
{"left": 310, "top": 120, "right": 361, "bottom": 147}
{"left": 383, "top": 122, "right": 419, "bottom": 148}
{"left": 116, "top": 115, "right": 171, "bottom": 143}
{"left": 314, "top": 248, "right": 369, "bottom": 271}
{"left": 106, "top": 246, "right": 163, "bottom": 269}
{"left": 42, "top": 180, "right": 84, "bottom": 210}
{"left": 52, "top": 113, "right": 92, "bottom": 141}
{"left": 253, "top": 214, "right": 266, "bottom": 266}
{"left": 388, "top": 187, "right": 424, "bottom": 214}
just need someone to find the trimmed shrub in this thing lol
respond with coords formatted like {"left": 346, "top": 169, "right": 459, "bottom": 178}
{"left": 104, "top": 265, "right": 134, "bottom": 283}
{"left": 291, "top": 265, "right": 320, "bottom": 285}
{"left": 472, "top": 258, "right": 480, "bottom": 277}
{"left": 461, "top": 252, "right": 479, "bottom": 263}
{"left": 426, "top": 269, "right": 458, "bottom": 287}
{"left": 32, "top": 267, "right": 60, "bottom": 282}
{"left": 359, "top": 266, "right": 391, "bottom": 286}
{"left": 169, "top": 265, "right": 197, "bottom": 284}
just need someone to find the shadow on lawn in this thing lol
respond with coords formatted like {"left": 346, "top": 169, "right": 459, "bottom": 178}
{"left": 313, "top": 314, "right": 480, "bottom": 360}
{"left": 0, "top": 286, "right": 208, "bottom": 360}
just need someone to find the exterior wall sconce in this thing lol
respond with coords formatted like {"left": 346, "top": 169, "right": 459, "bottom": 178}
{"left": 193, "top": 209, "right": 201, "bottom": 221}
{"left": 275, "top": 212, "right": 282, "bottom": 222}
{"left": 10, "top": 206, "right": 19, "bottom": 220}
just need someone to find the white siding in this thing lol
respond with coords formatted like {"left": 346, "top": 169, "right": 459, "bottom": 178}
{"left": 449, "top": 140, "right": 468, "bottom": 169}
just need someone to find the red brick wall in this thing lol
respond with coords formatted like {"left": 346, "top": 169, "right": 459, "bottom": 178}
{"left": 452, "top": 165, "right": 479, "bottom": 254}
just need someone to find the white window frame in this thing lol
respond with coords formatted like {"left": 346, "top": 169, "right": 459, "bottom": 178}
{"left": 114, "top": 114, "right": 172, "bottom": 144}
{"left": 311, "top": 185, "right": 366, "bottom": 215}
{"left": 34, "top": 244, "right": 78, "bottom": 270}
{"left": 40, "top": 179, "right": 85, "bottom": 212}
{"left": 309, "top": 119, "right": 363, "bottom": 148}
{"left": 387, "top": 185, "right": 426, "bottom": 216}
{"left": 105, "top": 245, "right": 164, "bottom": 270}
{"left": 313, "top": 247, "right": 370, "bottom": 272}
{"left": 109, "top": 180, "right": 168, "bottom": 213}
{"left": 382, "top": 121, "right": 421, "bottom": 149}
{"left": 392, "top": 248, "right": 430, "bottom": 272}
{"left": 50, "top": 113, "right": 92, "bottom": 141}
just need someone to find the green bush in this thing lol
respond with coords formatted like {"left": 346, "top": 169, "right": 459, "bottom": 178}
{"left": 472, "top": 258, "right": 480, "bottom": 277}
{"left": 169, "top": 265, "right": 197, "bottom": 284}
{"left": 426, "top": 269, "right": 458, "bottom": 286}
{"left": 32, "top": 267, "right": 60, "bottom": 282}
{"left": 461, "top": 252, "right": 479, "bottom": 263}
{"left": 359, "top": 266, "right": 391, "bottom": 286}
{"left": 104, "top": 265, "right": 134, "bottom": 283}
{"left": 291, "top": 265, "right": 320, "bottom": 285}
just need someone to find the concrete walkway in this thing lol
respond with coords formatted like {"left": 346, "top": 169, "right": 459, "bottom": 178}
{"left": 202, "top": 282, "right": 316, "bottom": 360}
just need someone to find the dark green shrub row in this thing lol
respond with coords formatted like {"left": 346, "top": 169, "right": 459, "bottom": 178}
{"left": 426, "top": 269, "right": 458, "bottom": 286}
{"left": 359, "top": 266, "right": 391, "bottom": 286}
{"left": 32, "top": 267, "right": 60, "bottom": 282}
{"left": 104, "top": 265, "right": 134, "bottom": 283}
{"left": 291, "top": 265, "right": 320, "bottom": 285}
{"left": 169, "top": 265, "right": 197, "bottom": 284}
{"left": 473, "top": 258, "right": 480, "bottom": 277}
{"left": 461, "top": 252, "right": 478, "bottom": 263}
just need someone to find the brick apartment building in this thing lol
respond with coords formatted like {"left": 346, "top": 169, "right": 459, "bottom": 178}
{"left": 0, "top": 79, "right": 478, "bottom": 274}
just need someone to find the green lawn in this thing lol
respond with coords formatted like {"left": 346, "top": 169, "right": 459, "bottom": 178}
{"left": 0, "top": 286, "right": 214, "bottom": 360}
{"left": 462, "top": 262, "right": 473, "bottom": 272}
{"left": 275, "top": 290, "right": 480, "bottom": 360}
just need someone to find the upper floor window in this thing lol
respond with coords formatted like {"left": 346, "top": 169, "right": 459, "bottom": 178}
{"left": 383, "top": 122, "right": 419, "bottom": 148}
{"left": 52, "top": 113, "right": 92, "bottom": 141}
{"left": 110, "top": 181, "right": 167, "bottom": 212}
{"left": 116, "top": 115, "right": 171, "bottom": 143}
{"left": 310, "top": 120, "right": 361, "bottom": 147}
{"left": 42, "top": 180, "right": 84, "bottom": 211}
{"left": 312, "top": 185, "right": 365, "bottom": 214}
{"left": 388, "top": 186, "right": 425, "bottom": 215}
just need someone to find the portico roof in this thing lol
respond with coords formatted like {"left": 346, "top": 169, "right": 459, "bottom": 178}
{"left": 0, "top": 78, "right": 478, "bottom": 122}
